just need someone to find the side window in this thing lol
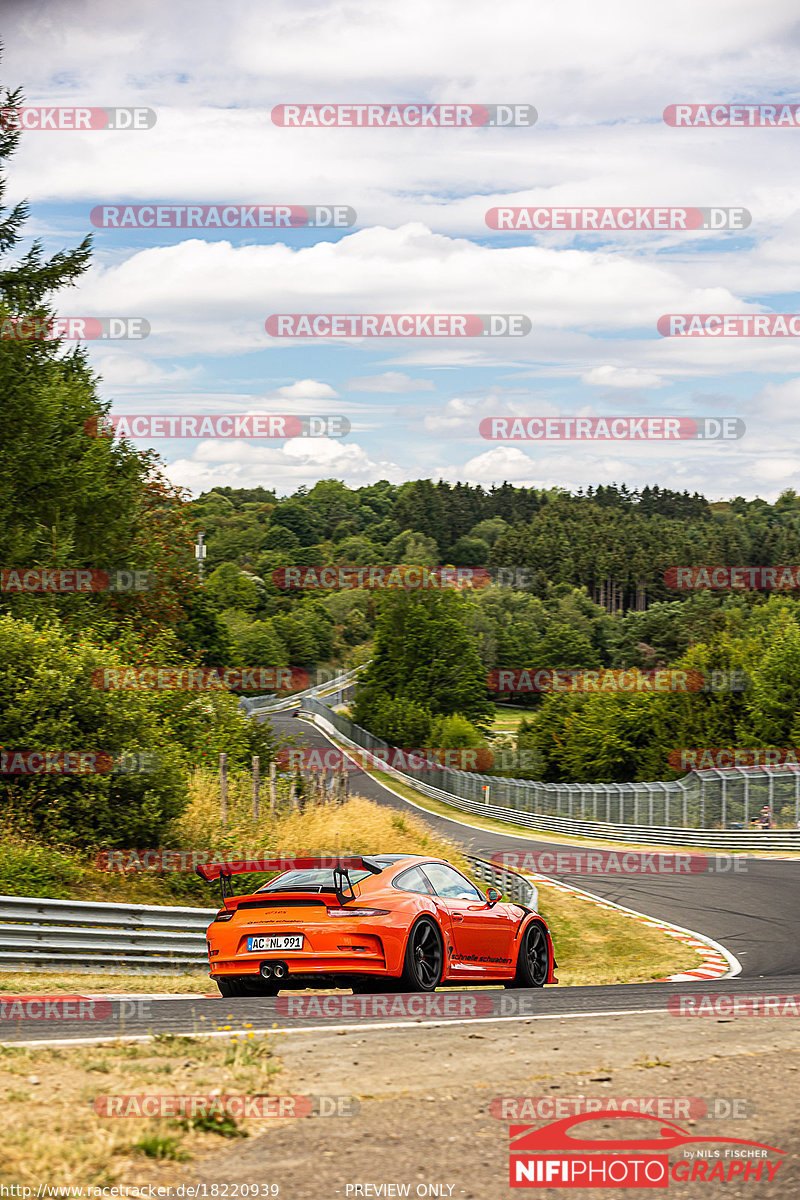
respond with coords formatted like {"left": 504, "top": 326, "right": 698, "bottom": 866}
{"left": 420, "top": 863, "right": 483, "bottom": 901}
{"left": 392, "top": 866, "right": 435, "bottom": 895}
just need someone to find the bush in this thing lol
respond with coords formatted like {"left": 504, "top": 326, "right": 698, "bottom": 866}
{"left": 368, "top": 696, "right": 433, "bottom": 746}
{"left": 0, "top": 616, "right": 276, "bottom": 846}
{"left": 428, "top": 713, "right": 485, "bottom": 749}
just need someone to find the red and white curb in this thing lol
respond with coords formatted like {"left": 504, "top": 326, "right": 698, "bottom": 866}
{"left": 523, "top": 871, "right": 740, "bottom": 981}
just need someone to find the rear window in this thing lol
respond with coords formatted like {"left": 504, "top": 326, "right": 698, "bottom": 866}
{"left": 393, "top": 866, "right": 435, "bottom": 894}
{"left": 256, "top": 858, "right": 393, "bottom": 893}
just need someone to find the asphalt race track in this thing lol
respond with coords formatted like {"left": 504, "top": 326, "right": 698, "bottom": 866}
{"left": 4, "top": 977, "right": 800, "bottom": 1047}
{"left": 269, "top": 710, "right": 800, "bottom": 980}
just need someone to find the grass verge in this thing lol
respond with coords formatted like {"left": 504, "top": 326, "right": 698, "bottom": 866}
{"left": 0, "top": 1029, "right": 282, "bottom": 1188}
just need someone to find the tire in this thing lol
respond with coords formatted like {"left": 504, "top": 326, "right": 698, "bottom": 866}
{"left": 513, "top": 920, "right": 550, "bottom": 988}
{"left": 399, "top": 917, "right": 444, "bottom": 992}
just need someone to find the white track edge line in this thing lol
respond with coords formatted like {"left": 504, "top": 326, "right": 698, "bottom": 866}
{"left": 0, "top": 1006, "right": 676, "bottom": 1048}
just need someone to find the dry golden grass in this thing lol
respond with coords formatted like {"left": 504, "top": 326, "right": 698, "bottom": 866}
{"left": 0, "top": 1028, "right": 284, "bottom": 1188}
{"left": 174, "top": 774, "right": 472, "bottom": 875}
{"left": 0, "top": 971, "right": 214, "bottom": 994}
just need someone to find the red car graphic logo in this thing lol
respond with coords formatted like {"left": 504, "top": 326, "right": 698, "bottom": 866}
{"left": 510, "top": 1110, "right": 784, "bottom": 1154}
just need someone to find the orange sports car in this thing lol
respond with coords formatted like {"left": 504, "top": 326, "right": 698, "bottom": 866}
{"left": 197, "top": 854, "right": 556, "bottom": 996}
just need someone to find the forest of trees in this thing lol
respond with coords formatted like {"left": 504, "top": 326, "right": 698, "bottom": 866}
{"left": 188, "top": 478, "right": 800, "bottom": 787}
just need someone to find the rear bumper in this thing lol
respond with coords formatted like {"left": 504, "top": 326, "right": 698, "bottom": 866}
{"left": 208, "top": 916, "right": 397, "bottom": 978}
{"left": 211, "top": 955, "right": 387, "bottom": 979}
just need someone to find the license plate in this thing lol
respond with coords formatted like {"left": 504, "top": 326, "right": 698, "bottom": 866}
{"left": 246, "top": 934, "right": 303, "bottom": 952}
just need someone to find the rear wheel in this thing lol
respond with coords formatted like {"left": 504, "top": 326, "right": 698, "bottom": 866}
{"left": 513, "top": 921, "right": 550, "bottom": 988}
{"left": 400, "top": 917, "right": 443, "bottom": 992}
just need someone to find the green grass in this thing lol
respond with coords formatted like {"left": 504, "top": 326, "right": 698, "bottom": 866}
{"left": 490, "top": 703, "right": 532, "bottom": 732}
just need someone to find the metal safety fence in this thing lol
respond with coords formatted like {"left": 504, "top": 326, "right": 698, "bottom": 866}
{"left": 300, "top": 698, "right": 800, "bottom": 843}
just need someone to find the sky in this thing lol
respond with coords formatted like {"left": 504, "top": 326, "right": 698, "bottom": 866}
{"left": 4, "top": 0, "right": 800, "bottom": 500}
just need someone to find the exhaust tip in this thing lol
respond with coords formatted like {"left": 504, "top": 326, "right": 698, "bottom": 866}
{"left": 260, "top": 963, "right": 273, "bottom": 979}
{"left": 273, "top": 963, "right": 287, "bottom": 979}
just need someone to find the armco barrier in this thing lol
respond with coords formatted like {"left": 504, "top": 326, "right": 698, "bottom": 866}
{"left": 0, "top": 854, "right": 525, "bottom": 973}
{"left": 300, "top": 701, "right": 800, "bottom": 850}
{"left": 247, "top": 664, "right": 368, "bottom": 716}
{"left": 0, "top": 895, "right": 216, "bottom": 973}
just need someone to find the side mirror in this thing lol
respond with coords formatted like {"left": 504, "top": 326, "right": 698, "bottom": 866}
{"left": 486, "top": 886, "right": 501, "bottom": 907}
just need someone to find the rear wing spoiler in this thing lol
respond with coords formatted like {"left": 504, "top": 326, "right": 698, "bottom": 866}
{"left": 195, "top": 855, "right": 383, "bottom": 903}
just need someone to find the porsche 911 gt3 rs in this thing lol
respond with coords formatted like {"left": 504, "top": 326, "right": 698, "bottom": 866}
{"left": 197, "top": 854, "right": 556, "bottom": 996}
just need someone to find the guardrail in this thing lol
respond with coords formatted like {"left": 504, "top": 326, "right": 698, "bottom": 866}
{"left": 301, "top": 701, "right": 800, "bottom": 850}
{"left": 0, "top": 855, "right": 538, "bottom": 974}
{"left": 245, "top": 664, "right": 368, "bottom": 716}
{"left": 0, "top": 896, "right": 216, "bottom": 973}
{"left": 465, "top": 855, "right": 538, "bottom": 908}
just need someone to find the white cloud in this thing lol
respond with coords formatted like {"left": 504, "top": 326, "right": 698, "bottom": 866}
{"left": 64, "top": 224, "right": 754, "bottom": 373}
{"left": 165, "top": 436, "right": 405, "bottom": 494}
{"left": 270, "top": 379, "right": 339, "bottom": 400}
{"left": 90, "top": 354, "right": 202, "bottom": 388}
{"left": 582, "top": 365, "right": 664, "bottom": 388}
{"left": 347, "top": 371, "right": 435, "bottom": 392}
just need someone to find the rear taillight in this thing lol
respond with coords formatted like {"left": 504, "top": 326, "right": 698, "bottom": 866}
{"left": 326, "top": 907, "right": 390, "bottom": 917}
{"left": 213, "top": 910, "right": 234, "bottom": 922}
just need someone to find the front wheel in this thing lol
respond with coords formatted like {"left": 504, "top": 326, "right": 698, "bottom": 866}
{"left": 513, "top": 921, "right": 550, "bottom": 988}
{"left": 400, "top": 917, "right": 444, "bottom": 991}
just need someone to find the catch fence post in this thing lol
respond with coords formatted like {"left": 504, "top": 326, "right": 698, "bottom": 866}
{"left": 269, "top": 760, "right": 277, "bottom": 816}
{"left": 219, "top": 753, "right": 228, "bottom": 827}
{"left": 252, "top": 755, "right": 260, "bottom": 821}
